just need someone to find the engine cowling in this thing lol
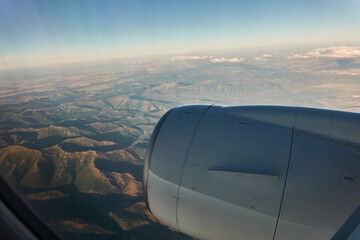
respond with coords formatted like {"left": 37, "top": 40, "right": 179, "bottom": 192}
{"left": 143, "top": 105, "right": 360, "bottom": 240}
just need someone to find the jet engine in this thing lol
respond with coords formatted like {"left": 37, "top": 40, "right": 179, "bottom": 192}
{"left": 143, "top": 105, "right": 360, "bottom": 240}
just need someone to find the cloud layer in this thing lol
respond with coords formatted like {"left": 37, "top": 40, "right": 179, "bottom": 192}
{"left": 254, "top": 57, "right": 268, "bottom": 62}
{"left": 293, "top": 46, "right": 360, "bottom": 59}
{"left": 171, "top": 55, "right": 244, "bottom": 63}
{"left": 171, "top": 56, "right": 211, "bottom": 61}
{"left": 210, "top": 57, "right": 244, "bottom": 63}
{"left": 254, "top": 54, "right": 272, "bottom": 62}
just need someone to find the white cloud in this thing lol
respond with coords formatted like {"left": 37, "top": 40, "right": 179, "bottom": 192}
{"left": 261, "top": 54, "right": 272, "bottom": 58}
{"left": 293, "top": 46, "right": 360, "bottom": 59}
{"left": 254, "top": 53, "right": 272, "bottom": 62}
{"left": 252, "top": 53, "right": 273, "bottom": 62}
{"left": 254, "top": 57, "right": 268, "bottom": 62}
{"left": 170, "top": 55, "right": 245, "bottom": 63}
{"left": 171, "top": 56, "right": 211, "bottom": 61}
{"left": 210, "top": 57, "right": 244, "bottom": 63}
{"left": 125, "top": 60, "right": 143, "bottom": 65}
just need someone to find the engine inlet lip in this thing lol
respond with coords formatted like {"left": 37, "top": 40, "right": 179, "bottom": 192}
{"left": 142, "top": 108, "right": 173, "bottom": 214}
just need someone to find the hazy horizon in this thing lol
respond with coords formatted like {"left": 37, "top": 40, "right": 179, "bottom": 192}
{"left": 1, "top": 0, "right": 360, "bottom": 69}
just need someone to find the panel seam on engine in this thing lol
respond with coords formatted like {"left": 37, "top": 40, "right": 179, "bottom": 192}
{"left": 272, "top": 107, "right": 298, "bottom": 240}
{"left": 175, "top": 105, "right": 213, "bottom": 231}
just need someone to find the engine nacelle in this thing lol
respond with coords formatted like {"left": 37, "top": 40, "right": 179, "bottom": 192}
{"left": 143, "top": 105, "right": 360, "bottom": 240}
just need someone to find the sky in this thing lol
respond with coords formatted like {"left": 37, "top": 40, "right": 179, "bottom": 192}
{"left": 1, "top": 0, "right": 360, "bottom": 69}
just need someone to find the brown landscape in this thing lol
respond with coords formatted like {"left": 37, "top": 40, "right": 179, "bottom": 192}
{"left": 0, "top": 59, "right": 193, "bottom": 239}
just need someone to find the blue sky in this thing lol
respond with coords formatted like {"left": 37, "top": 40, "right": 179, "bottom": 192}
{"left": 1, "top": 0, "right": 360, "bottom": 67}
